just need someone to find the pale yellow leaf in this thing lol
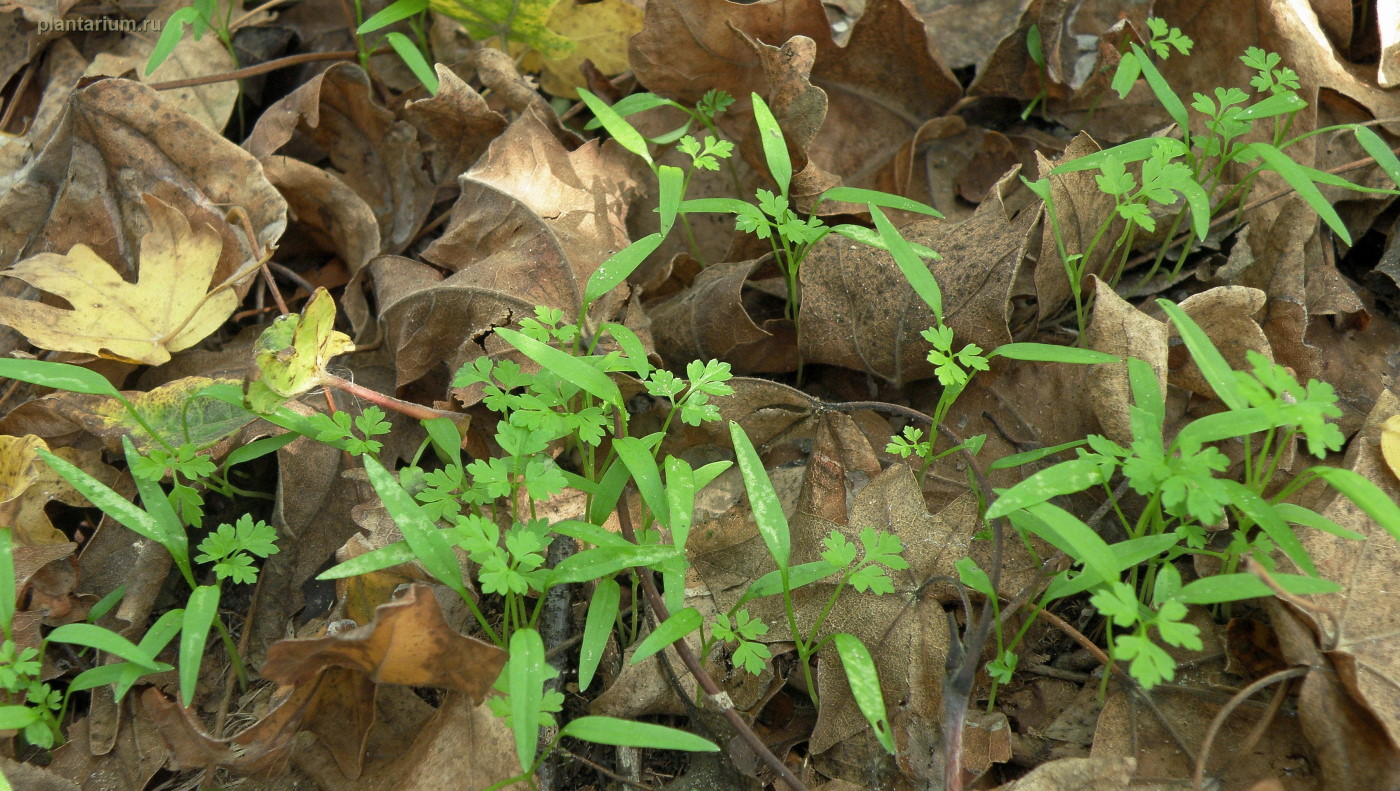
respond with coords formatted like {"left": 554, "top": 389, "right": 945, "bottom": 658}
{"left": 1382, "top": 415, "right": 1400, "bottom": 483}
{"left": 531, "top": 0, "right": 644, "bottom": 98}
{"left": 0, "top": 194, "right": 238, "bottom": 365}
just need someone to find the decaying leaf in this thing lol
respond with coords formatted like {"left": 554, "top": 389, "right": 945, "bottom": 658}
{"left": 0, "top": 194, "right": 245, "bottom": 365}
{"left": 244, "top": 287, "right": 355, "bottom": 412}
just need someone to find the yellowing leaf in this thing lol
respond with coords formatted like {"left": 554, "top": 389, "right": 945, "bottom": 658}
{"left": 244, "top": 288, "right": 354, "bottom": 413}
{"left": 430, "top": 0, "right": 576, "bottom": 60}
{"left": 0, "top": 194, "right": 238, "bottom": 365}
{"left": 1382, "top": 415, "right": 1400, "bottom": 483}
{"left": 530, "top": 0, "right": 644, "bottom": 98}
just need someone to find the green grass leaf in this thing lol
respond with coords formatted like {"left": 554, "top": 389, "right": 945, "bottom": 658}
{"left": 991, "top": 343, "right": 1119, "bottom": 364}
{"left": 495, "top": 327, "right": 621, "bottom": 407}
{"left": 47, "top": 624, "right": 166, "bottom": 670}
{"left": 362, "top": 456, "right": 469, "bottom": 602}
{"left": 612, "top": 436, "right": 667, "bottom": 526}
{"left": 1220, "top": 480, "right": 1317, "bottom": 576}
{"left": 508, "top": 629, "right": 546, "bottom": 772}
{"left": 578, "top": 579, "right": 619, "bottom": 691}
{"left": 817, "top": 187, "right": 941, "bottom": 217}
{"left": 1308, "top": 467, "right": 1400, "bottom": 542}
{"left": 583, "top": 233, "right": 665, "bottom": 310}
{"left": 560, "top": 716, "right": 719, "bottom": 751}
{"left": 871, "top": 205, "right": 942, "bottom": 320}
{"left": 548, "top": 544, "right": 685, "bottom": 584}
{"left": 657, "top": 165, "right": 684, "bottom": 236}
{"left": 578, "top": 89, "right": 652, "bottom": 165}
{"left": 832, "top": 633, "right": 894, "bottom": 753}
{"left": 1236, "top": 142, "right": 1351, "bottom": 244}
{"left": 1354, "top": 126, "right": 1400, "bottom": 188}
{"left": 1131, "top": 43, "right": 1188, "bottom": 130}
{"left": 179, "top": 585, "right": 220, "bottom": 706}
{"left": 631, "top": 607, "right": 701, "bottom": 665}
{"left": 1179, "top": 572, "right": 1340, "bottom": 604}
{"left": 986, "top": 457, "right": 1109, "bottom": 519}
{"left": 385, "top": 32, "right": 438, "bottom": 94}
{"left": 750, "top": 94, "right": 791, "bottom": 196}
{"left": 358, "top": 0, "right": 428, "bottom": 33}
{"left": 1156, "top": 299, "right": 1250, "bottom": 411}
{"left": 729, "top": 422, "right": 790, "bottom": 570}
{"left": 1011, "top": 502, "right": 1119, "bottom": 586}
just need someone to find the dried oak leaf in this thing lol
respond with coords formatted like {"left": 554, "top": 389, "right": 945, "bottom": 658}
{"left": 0, "top": 194, "right": 242, "bottom": 365}
{"left": 1270, "top": 389, "right": 1400, "bottom": 785}
{"left": 261, "top": 583, "right": 506, "bottom": 696}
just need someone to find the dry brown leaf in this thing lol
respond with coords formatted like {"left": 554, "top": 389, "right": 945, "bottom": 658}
{"left": 1166, "top": 286, "right": 1272, "bottom": 404}
{"left": 1086, "top": 277, "right": 1168, "bottom": 444}
{"left": 0, "top": 78, "right": 284, "bottom": 281}
{"left": 800, "top": 167, "right": 1032, "bottom": 383}
{"left": 1031, "top": 133, "right": 1124, "bottom": 322}
{"left": 262, "top": 583, "right": 505, "bottom": 696}
{"left": 244, "top": 63, "right": 433, "bottom": 256}
{"left": 1274, "top": 390, "right": 1400, "bottom": 777}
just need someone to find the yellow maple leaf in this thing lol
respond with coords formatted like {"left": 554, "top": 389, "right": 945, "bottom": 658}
{"left": 0, "top": 195, "right": 242, "bottom": 365}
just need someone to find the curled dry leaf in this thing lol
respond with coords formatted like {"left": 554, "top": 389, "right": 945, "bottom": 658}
{"left": 0, "top": 78, "right": 285, "bottom": 281}
{"left": 243, "top": 63, "right": 434, "bottom": 256}
{"left": 147, "top": 585, "right": 507, "bottom": 779}
{"left": 261, "top": 583, "right": 506, "bottom": 697}
{"left": 0, "top": 195, "right": 242, "bottom": 365}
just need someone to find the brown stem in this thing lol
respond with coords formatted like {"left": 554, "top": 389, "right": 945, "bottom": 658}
{"left": 146, "top": 50, "right": 362, "bottom": 90}
{"left": 1192, "top": 666, "right": 1305, "bottom": 791}
{"left": 322, "top": 374, "right": 463, "bottom": 422}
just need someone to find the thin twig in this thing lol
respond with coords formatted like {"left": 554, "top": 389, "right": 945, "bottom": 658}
{"left": 147, "top": 50, "right": 362, "bottom": 90}
{"left": 1192, "top": 666, "right": 1305, "bottom": 791}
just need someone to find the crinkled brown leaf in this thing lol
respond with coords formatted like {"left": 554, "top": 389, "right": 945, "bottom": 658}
{"left": 800, "top": 168, "right": 1031, "bottom": 383}
{"left": 244, "top": 63, "right": 433, "bottom": 256}
{"left": 0, "top": 78, "right": 284, "bottom": 281}
{"left": 262, "top": 583, "right": 506, "bottom": 697}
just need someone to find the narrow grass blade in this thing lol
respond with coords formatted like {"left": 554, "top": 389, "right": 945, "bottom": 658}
{"left": 991, "top": 343, "right": 1119, "bottom": 364}
{"left": 508, "top": 629, "right": 546, "bottom": 772}
{"left": 871, "top": 205, "right": 942, "bottom": 320}
{"left": 578, "top": 579, "right": 619, "bottom": 691}
{"left": 385, "top": 33, "right": 437, "bottom": 94}
{"left": 496, "top": 327, "right": 621, "bottom": 407}
{"left": 179, "top": 585, "right": 220, "bottom": 706}
{"left": 48, "top": 623, "right": 165, "bottom": 669}
{"left": 584, "top": 233, "right": 665, "bottom": 309}
{"left": 832, "top": 633, "right": 894, "bottom": 753}
{"left": 729, "top": 421, "right": 790, "bottom": 569}
{"left": 750, "top": 94, "right": 792, "bottom": 195}
{"left": 362, "top": 456, "right": 469, "bottom": 601}
{"left": 561, "top": 716, "right": 719, "bottom": 751}
{"left": 1131, "top": 43, "right": 1188, "bottom": 130}
{"left": 818, "top": 187, "right": 941, "bottom": 217}
{"left": 1156, "top": 299, "right": 1249, "bottom": 411}
{"left": 631, "top": 607, "right": 701, "bottom": 665}
{"left": 578, "top": 89, "right": 652, "bottom": 165}
{"left": 1239, "top": 142, "right": 1351, "bottom": 244}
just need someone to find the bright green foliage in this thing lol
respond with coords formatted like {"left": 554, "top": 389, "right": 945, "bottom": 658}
{"left": 922, "top": 325, "right": 989, "bottom": 388}
{"left": 194, "top": 515, "right": 280, "bottom": 585}
{"left": 982, "top": 305, "right": 1382, "bottom": 689}
{"left": 1241, "top": 46, "right": 1299, "bottom": 94}
{"left": 711, "top": 610, "right": 771, "bottom": 675}
{"left": 306, "top": 406, "right": 392, "bottom": 457}
{"left": 0, "top": 640, "right": 60, "bottom": 749}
